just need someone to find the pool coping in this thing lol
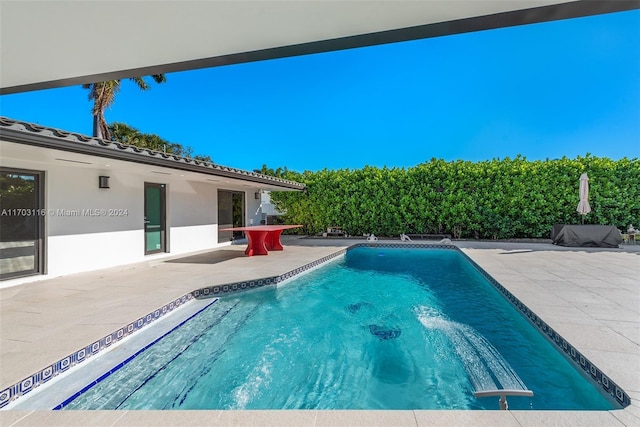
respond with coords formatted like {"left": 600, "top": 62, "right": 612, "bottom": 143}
{"left": 0, "top": 241, "right": 632, "bottom": 412}
{"left": 191, "top": 249, "right": 348, "bottom": 298}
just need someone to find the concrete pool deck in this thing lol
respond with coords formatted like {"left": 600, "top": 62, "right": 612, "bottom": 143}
{"left": 0, "top": 237, "right": 639, "bottom": 426}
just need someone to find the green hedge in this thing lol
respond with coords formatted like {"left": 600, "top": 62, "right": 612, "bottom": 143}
{"left": 270, "top": 155, "right": 640, "bottom": 239}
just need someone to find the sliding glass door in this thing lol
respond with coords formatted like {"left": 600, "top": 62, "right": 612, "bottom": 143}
{"left": 218, "top": 190, "right": 245, "bottom": 243}
{"left": 0, "top": 168, "right": 44, "bottom": 280}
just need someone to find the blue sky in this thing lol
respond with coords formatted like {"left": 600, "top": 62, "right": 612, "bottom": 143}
{"left": 1, "top": 9, "right": 639, "bottom": 173}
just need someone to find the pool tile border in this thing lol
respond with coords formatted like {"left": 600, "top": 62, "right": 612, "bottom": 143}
{"left": 191, "top": 249, "right": 348, "bottom": 298}
{"left": 456, "top": 247, "right": 631, "bottom": 409}
{"left": 353, "top": 243, "right": 631, "bottom": 408}
{"left": 0, "top": 293, "right": 195, "bottom": 409}
{"left": 54, "top": 297, "right": 221, "bottom": 410}
{"left": 1, "top": 242, "right": 630, "bottom": 410}
{"left": 345, "top": 243, "right": 630, "bottom": 408}
{"left": 0, "top": 249, "right": 349, "bottom": 410}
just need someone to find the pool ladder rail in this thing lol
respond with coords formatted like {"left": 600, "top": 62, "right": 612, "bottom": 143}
{"left": 474, "top": 389, "right": 534, "bottom": 410}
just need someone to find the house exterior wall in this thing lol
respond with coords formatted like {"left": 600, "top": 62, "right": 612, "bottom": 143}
{"left": 247, "top": 191, "right": 262, "bottom": 227}
{"left": 43, "top": 165, "right": 224, "bottom": 276}
{"left": 166, "top": 179, "right": 218, "bottom": 254}
{"left": 260, "top": 191, "right": 284, "bottom": 216}
{"left": 0, "top": 144, "right": 268, "bottom": 279}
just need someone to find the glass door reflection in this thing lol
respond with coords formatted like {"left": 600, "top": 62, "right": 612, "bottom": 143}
{"left": 0, "top": 168, "right": 44, "bottom": 280}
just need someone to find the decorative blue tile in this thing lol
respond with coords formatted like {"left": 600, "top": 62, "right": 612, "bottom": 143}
{"left": 0, "top": 388, "right": 12, "bottom": 408}
{"left": 59, "top": 356, "right": 71, "bottom": 372}
{"left": 2, "top": 290, "right": 197, "bottom": 408}
{"left": 41, "top": 365, "right": 53, "bottom": 382}
{"left": 456, "top": 245, "right": 630, "bottom": 409}
{"left": 19, "top": 377, "right": 34, "bottom": 394}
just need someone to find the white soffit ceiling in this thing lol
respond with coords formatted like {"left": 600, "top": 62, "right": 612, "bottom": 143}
{"left": 1, "top": 1, "right": 637, "bottom": 94}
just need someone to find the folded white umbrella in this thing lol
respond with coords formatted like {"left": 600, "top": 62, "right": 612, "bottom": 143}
{"left": 576, "top": 173, "right": 591, "bottom": 223}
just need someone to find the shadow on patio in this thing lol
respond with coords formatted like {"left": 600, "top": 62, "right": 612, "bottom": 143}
{"left": 164, "top": 249, "right": 246, "bottom": 264}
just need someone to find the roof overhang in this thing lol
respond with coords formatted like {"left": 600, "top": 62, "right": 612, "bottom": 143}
{"left": 0, "top": 117, "right": 305, "bottom": 191}
{"left": 2, "top": 1, "right": 638, "bottom": 95}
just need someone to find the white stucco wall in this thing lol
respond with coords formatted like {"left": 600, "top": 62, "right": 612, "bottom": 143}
{"left": 165, "top": 179, "right": 218, "bottom": 254}
{"left": 1, "top": 143, "right": 276, "bottom": 278}
{"left": 260, "top": 191, "right": 284, "bottom": 216}
{"left": 247, "top": 191, "right": 262, "bottom": 226}
{"left": 47, "top": 230, "right": 143, "bottom": 276}
{"left": 36, "top": 164, "right": 210, "bottom": 275}
{"left": 47, "top": 164, "right": 142, "bottom": 237}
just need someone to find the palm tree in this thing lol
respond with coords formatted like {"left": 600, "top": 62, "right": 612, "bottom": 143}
{"left": 108, "top": 122, "right": 166, "bottom": 151}
{"left": 108, "top": 121, "right": 212, "bottom": 161}
{"left": 83, "top": 75, "right": 166, "bottom": 140}
{"left": 255, "top": 164, "right": 290, "bottom": 178}
{"left": 109, "top": 122, "right": 141, "bottom": 145}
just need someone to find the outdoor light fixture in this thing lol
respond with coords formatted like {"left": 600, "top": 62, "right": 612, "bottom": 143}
{"left": 255, "top": 192, "right": 260, "bottom": 199}
{"left": 99, "top": 175, "right": 110, "bottom": 189}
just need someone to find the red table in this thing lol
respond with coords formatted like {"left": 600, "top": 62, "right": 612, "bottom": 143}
{"left": 219, "top": 225, "right": 302, "bottom": 256}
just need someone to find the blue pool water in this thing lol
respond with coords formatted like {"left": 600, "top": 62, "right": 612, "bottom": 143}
{"left": 64, "top": 247, "right": 613, "bottom": 410}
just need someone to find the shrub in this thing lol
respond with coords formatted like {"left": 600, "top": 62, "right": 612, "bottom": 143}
{"left": 269, "top": 155, "right": 640, "bottom": 238}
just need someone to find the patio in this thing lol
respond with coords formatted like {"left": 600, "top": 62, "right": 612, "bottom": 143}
{"left": 0, "top": 237, "right": 639, "bottom": 426}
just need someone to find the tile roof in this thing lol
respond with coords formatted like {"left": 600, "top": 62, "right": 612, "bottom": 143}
{"left": 0, "top": 117, "right": 305, "bottom": 190}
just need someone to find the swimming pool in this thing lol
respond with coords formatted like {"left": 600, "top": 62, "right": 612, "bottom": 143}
{"left": 62, "top": 246, "right": 615, "bottom": 410}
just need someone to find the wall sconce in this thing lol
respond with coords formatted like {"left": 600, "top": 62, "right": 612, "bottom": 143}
{"left": 255, "top": 192, "right": 260, "bottom": 200}
{"left": 99, "top": 176, "right": 110, "bottom": 189}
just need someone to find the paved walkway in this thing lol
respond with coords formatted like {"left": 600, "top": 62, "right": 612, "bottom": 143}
{"left": 1, "top": 238, "right": 639, "bottom": 426}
